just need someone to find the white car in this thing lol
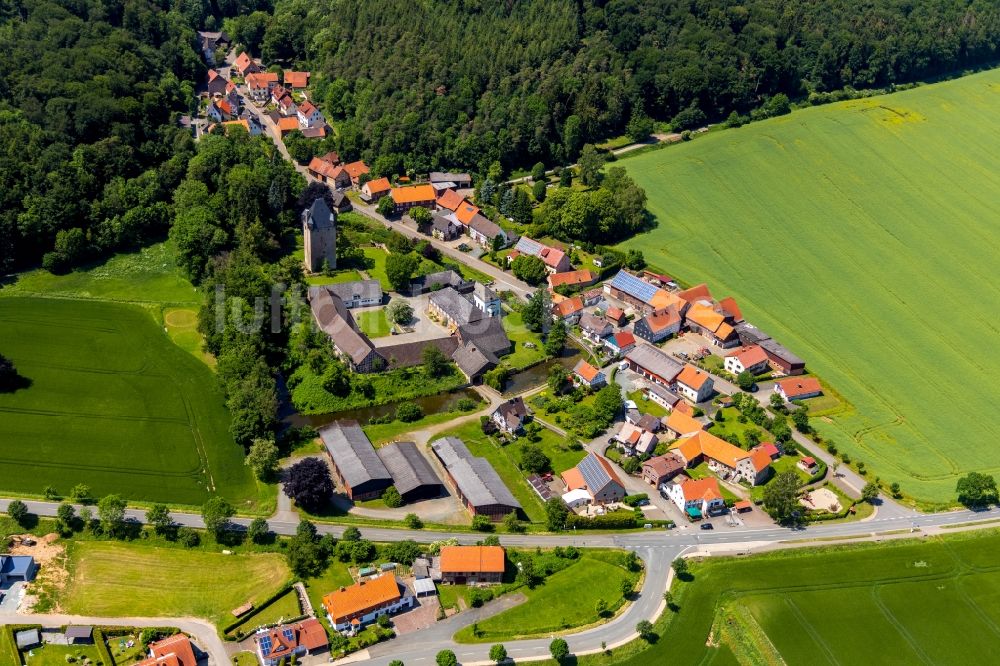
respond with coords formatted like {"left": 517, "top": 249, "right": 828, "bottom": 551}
{"left": 618, "top": 360, "right": 629, "bottom": 371}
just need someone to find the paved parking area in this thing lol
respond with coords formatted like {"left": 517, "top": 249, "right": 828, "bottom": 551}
{"left": 391, "top": 595, "right": 440, "bottom": 635}
{"left": 0, "top": 581, "right": 25, "bottom": 613}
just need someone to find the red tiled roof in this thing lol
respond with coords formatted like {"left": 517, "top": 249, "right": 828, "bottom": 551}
{"left": 455, "top": 201, "right": 481, "bottom": 225}
{"left": 283, "top": 70, "right": 310, "bottom": 88}
{"left": 136, "top": 634, "right": 196, "bottom": 666}
{"left": 726, "top": 345, "right": 768, "bottom": 369}
{"left": 679, "top": 477, "right": 722, "bottom": 502}
{"left": 676, "top": 365, "right": 711, "bottom": 390}
{"left": 436, "top": 188, "right": 464, "bottom": 211}
{"left": 778, "top": 376, "right": 822, "bottom": 399}
{"left": 612, "top": 331, "right": 635, "bottom": 348}
{"left": 298, "top": 100, "right": 319, "bottom": 117}
{"left": 440, "top": 546, "right": 505, "bottom": 574}
{"left": 718, "top": 296, "right": 743, "bottom": 322}
{"left": 365, "top": 177, "right": 391, "bottom": 194}
{"left": 323, "top": 575, "right": 400, "bottom": 624}
{"left": 552, "top": 296, "right": 584, "bottom": 318}
{"left": 574, "top": 360, "right": 601, "bottom": 382}
{"left": 391, "top": 184, "right": 436, "bottom": 205}
{"left": 344, "top": 161, "right": 370, "bottom": 180}
{"left": 548, "top": 270, "right": 596, "bottom": 289}
{"left": 677, "top": 283, "right": 713, "bottom": 304}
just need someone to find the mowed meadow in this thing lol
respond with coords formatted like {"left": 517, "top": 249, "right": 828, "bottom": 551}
{"left": 0, "top": 243, "right": 264, "bottom": 508}
{"left": 619, "top": 69, "right": 1000, "bottom": 505}
{"left": 618, "top": 530, "right": 1000, "bottom": 665}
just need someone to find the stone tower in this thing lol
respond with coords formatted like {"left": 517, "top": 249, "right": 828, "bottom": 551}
{"left": 302, "top": 197, "right": 337, "bottom": 273}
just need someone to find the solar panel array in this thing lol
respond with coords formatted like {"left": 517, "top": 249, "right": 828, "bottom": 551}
{"left": 282, "top": 628, "right": 295, "bottom": 642}
{"left": 259, "top": 635, "right": 273, "bottom": 656}
{"left": 578, "top": 453, "right": 610, "bottom": 491}
{"left": 514, "top": 236, "right": 543, "bottom": 256}
{"left": 609, "top": 270, "right": 659, "bottom": 304}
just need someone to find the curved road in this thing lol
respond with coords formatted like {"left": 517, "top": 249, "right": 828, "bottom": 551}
{"left": 2, "top": 498, "right": 999, "bottom": 664}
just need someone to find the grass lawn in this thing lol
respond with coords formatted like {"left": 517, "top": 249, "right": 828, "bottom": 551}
{"left": 226, "top": 588, "right": 302, "bottom": 637}
{"left": 706, "top": 408, "right": 767, "bottom": 446}
{"left": 355, "top": 308, "right": 391, "bottom": 338}
{"left": 0, "top": 241, "right": 199, "bottom": 305}
{"left": 501, "top": 310, "right": 547, "bottom": 370}
{"left": 363, "top": 398, "right": 484, "bottom": 445}
{"left": 626, "top": 390, "right": 668, "bottom": 418}
{"left": 62, "top": 542, "right": 292, "bottom": 630}
{"left": 454, "top": 551, "right": 638, "bottom": 642}
{"left": 517, "top": 424, "right": 586, "bottom": 474}
{"left": 305, "top": 269, "right": 365, "bottom": 286}
{"left": 292, "top": 364, "right": 467, "bottom": 414}
{"left": 302, "top": 560, "right": 355, "bottom": 622}
{"left": 164, "top": 306, "right": 215, "bottom": 368}
{"left": 361, "top": 247, "right": 390, "bottom": 290}
{"left": 0, "top": 297, "right": 265, "bottom": 508}
{"left": 606, "top": 530, "right": 1000, "bottom": 666}
{"left": 618, "top": 68, "right": 1000, "bottom": 505}
{"left": 436, "top": 421, "right": 546, "bottom": 523}
{"left": 23, "top": 644, "right": 105, "bottom": 666}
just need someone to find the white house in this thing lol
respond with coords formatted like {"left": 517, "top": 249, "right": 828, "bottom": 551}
{"left": 675, "top": 365, "right": 714, "bottom": 403}
{"left": 723, "top": 345, "right": 770, "bottom": 375}
{"left": 323, "top": 574, "right": 414, "bottom": 635}
{"left": 562, "top": 488, "right": 592, "bottom": 509}
{"left": 663, "top": 477, "right": 725, "bottom": 518}
{"left": 297, "top": 100, "right": 325, "bottom": 129}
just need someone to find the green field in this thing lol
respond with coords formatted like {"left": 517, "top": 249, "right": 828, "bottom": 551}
{"left": 24, "top": 643, "right": 105, "bottom": 666}
{"left": 355, "top": 308, "right": 391, "bottom": 337}
{"left": 454, "top": 551, "right": 637, "bottom": 642}
{"left": 0, "top": 241, "right": 199, "bottom": 305}
{"left": 0, "top": 297, "right": 261, "bottom": 506}
{"left": 619, "top": 69, "right": 1000, "bottom": 504}
{"left": 62, "top": 542, "right": 292, "bottom": 629}
{"left": 609, "top": 530, "right": 1000, "bottom": 666}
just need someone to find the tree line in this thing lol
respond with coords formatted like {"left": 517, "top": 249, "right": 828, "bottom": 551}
{"left": 223, "top": 0, "right": 1000, "bottom": 175}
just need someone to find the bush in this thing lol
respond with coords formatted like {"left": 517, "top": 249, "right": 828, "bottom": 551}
{"left": 472, "top": 515, "right": 494, "bottom": 532}
{"left": 566, "top": 512, "right": 637, "bottom": 530}
{"left": 396, "top": 402, "right": 424, "bottom": 423}
{"left": 177, "top": 527, "right": 200, "bottom": 547}
{"left": 622, "top": 493, "right": 649, "bottom": 507}
{"left": 382, "top": 486, "right": 403, "bottom": 508}
{"left": 6, "top": 499, "right": 29, "bottom": 525}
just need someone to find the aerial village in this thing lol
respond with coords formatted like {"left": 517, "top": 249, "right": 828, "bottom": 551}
{"left": 0, "top": 32, "right": 841, "bottom": 666}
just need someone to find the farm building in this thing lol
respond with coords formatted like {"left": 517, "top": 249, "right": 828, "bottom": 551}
{"left": 439, "top": 545, "right": 506, "bottom": 585}
{"left": 604, "top": 270, "right": 682, "bottom": 314}
{"left": 663, "top": 409, "right": 708, "bottom": 439}
{"left": 430, "top": 437, "right": 522, "bottom": 520}
{"left": 760, "top": 338, "right": 807, "bottom": 375}
{"left": 670, "top": 431, "right": 772, "bottom": 486}
{"left": 644, "top": 383, "right": 682, "bottom": 412}
{"left": 320, "top": 421, "right": 393, "bottom": 500}
{"left": 428, "top": 287, "right": 483, "bottom": 330}
{"left": 548, "top": 269, "right": 597, "bottom": 291}
{"left": 322, "top": 574, "right": 413, "bottom": 634}
{"left": 430, "top": 171, "right": 473, "bottom": 188}
{"left": 390, "top": 184, "right": 436, "bottom": 213}
{"left": 375, "top": 441, "right": 444, "bottom": 502}
{"left": 308, "top": 288, "right": 384, "bottom": 373}
{"left": 625, "top": 343, "right": 684, "bottom": 386}
{"left": 253, "top": 619, "right": 329, "bottom": 666}
{"left": 322, "top": 279, "right": 382, "bottom": 308}
{"left": 407, "top": 270, "right": 472, "bottom": 296}
{"left": 561, "top": 453, "right": 626, "bottom": 505}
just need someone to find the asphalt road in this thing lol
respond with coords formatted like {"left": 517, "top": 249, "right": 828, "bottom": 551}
{"left": 2, "top": 498, "right": 997, "bottom": 665}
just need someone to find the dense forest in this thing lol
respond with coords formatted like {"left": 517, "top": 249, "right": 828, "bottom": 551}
{"left": 228, "top": 0, "right": 1000, "bottom": 173}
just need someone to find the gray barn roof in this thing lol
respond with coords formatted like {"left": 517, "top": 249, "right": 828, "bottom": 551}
{"left": 758, "top": 337, "right": 805, "bottom": 366}
{"left": 325, "top": 279, "right": 382, "bottom": 303}
{"left": 429, "top": 287, "right": 482, "bottom": 325}
{"left": 430, "top": 437, "right": 521, "bottom": 510}
{"left": 376, "top": 442, "right": 443, "bottom": 496}
{"left": 309, "top": 288, "right": 379, "bottom": 366}
{"left": 626, "top": 343, "right": 683, "bottom": 382}
{"left": 456, "top": 317, "right": 510, "bottom": 357}
{"left": 320, "top": 421, "right": 392, "bottom": 489}
{"left": 452, "top": 343, "right": 493, "bottom": 378}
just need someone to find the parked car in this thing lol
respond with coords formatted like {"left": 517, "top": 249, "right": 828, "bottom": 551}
{"left": 636, "top": 498, "right": 650, "bottom": 506}
{"left": 618, "top": 360, "right": 629, "bottom": 371}
{"left": 700, "top": 522, "right": 714, "bottom": 530}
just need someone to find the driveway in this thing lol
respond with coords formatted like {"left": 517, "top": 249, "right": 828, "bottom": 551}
{"left": 0, "top": 614, "right": 227, "bottom": 665}
{"left": 389, "top": 594, "right": 440, "bottom": 635}
{"left": 0, "top": 581, "right": 24, "bottom": 613}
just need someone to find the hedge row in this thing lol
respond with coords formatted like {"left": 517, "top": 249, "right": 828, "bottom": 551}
{"left": 92, "top": 629, "right": 115, "bottom": 666}
{"left": 0, "top": 626, "right": 22, "bottom": 666}
{"left": 567, "top": 513, "right": 637, "bottom": 530}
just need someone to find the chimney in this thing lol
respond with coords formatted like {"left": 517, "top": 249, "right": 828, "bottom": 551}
{"left": 339, "top": 587, "right": 346, "bottom": 592}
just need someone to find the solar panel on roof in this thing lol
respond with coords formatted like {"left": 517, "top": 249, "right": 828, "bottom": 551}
{"left": 578, "top": 453, "right": 610, "bottom": 490}
{"left": 282, "top": 628, "right": 295, "bottom": 641}
{"left": 515, "top": 237, "right": 543, "bottom": 256}
{"left": 259, "top": 635, "right": 273, "bottom": 656}
{"left": 610, "top": 271, "right": 659, "bottom": 303}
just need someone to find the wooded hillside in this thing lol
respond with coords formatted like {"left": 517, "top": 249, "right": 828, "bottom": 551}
{"left": 236, "top": 0, "right": 1000, "bottom": 172}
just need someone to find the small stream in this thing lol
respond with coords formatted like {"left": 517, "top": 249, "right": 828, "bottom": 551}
{"left": 502, "top": 344, "right": 585, "bottom": 396}
{"left": 284, "top": 387, "right": 482, "bottom": 430}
